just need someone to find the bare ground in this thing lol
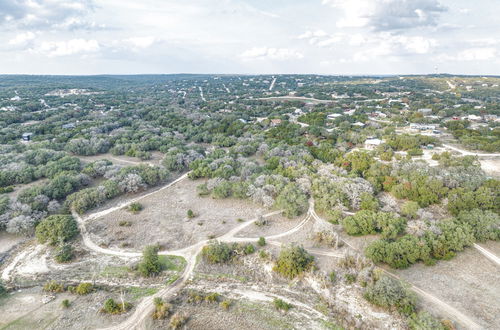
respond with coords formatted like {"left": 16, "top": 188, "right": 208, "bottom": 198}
{"left": 393, "top": 243, "right": 500, "bottom": 329}
{"left": 87, "top": 179, "right": 271, "bottom": 251}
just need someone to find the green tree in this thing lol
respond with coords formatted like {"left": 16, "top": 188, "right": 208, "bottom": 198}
{"left": 35, "top": 215, "right": 79, "bottom": 246}
{"left": 273, "top": 245, "right": 314, "bottom": 279}
{"left": 138, "top": 245, "right": 162, "bottom": 277}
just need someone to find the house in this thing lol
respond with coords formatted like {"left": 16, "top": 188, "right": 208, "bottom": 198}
{"left": 352, "top": 122, "right": 365, "bottom": 127}
{"left": 327, "top": 113, "right": 343, "bottom": 120}
{"left": 62, "top": 123, "right": 76, "bottom": 129}
{"left": 270, "top": 119, "right": 282, "bottom": 126}
{"left": 466, "top": 114, "right": 482, "bottom": 121}
{"left": 22, "top": 132, "right": 33, "bottom": 141}
{"left": 418, "top": 108, "right": 433, "bottom": 115}
{"left": 364, "top": 138, "right": 383, "bottom": 150}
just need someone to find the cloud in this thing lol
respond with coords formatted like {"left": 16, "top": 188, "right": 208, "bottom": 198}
{"left": 240, "top": 47, "right": 304, "bottom": 61}
{"left": 36, "top": 39, "right": 100, "bottom": 57}
{"left": 323, "top": 0, "right": 446, "bottom": 31}
{"left": 8, "top": 31, "right": 36, "bottom": 47}
{"left": 0, "top": 0, "right": 95, "bottom": 29}
{"left": 456, "top": 48, "right": 496, "bottom": 61}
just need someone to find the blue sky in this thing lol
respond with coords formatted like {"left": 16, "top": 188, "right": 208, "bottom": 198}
{"left": 1, "top": 0, "right": 499, "bottom": 75}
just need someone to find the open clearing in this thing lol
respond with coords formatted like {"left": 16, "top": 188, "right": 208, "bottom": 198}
{"left": 87, "top": 178, "right": 275, "bottom": 251}
{"left": 77, "top": 152, "right": 164, "bottom": 166}
{"left": 394, "top": 242, "right": 500, "bottom": 329}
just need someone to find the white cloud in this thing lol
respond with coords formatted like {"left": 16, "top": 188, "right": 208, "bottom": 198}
{"left": 240, "top": 47, "right": 304, "bottom": 61}
{"left": 323, "top": 0, "right": 446, "bottom": 31}
{"left": 123, "top": 36, "right": 158, "bottom": 49}
{"left": 8, "top": 31, "right": 35, "bottom": 46}
{"left": 37, "top": 39, "right": 100, "bottom": 57}
{"left": 457, "top": 48, "right": 496, "bottom": 61}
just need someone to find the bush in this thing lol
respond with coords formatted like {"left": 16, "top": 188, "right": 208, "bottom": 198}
{"left": 257, "top": 237, "right": 266, "bottom": 246}
{"left": 363, "top": 275, "right": 416, "bottom": 316}
{"left": 36, "top": 215, "right": 79, "bottom": 246}
{"left": 138, "top": 245, "right": 162, "bottom": 277}
{"left": 408, "top": 311, "right": 446, "bottom": 330}
{"left": 342, "top": 211, "right": 405, "bottom": 239}
{"left": 273, "top": 298, "right": 292, "bottom": 312}
{"left": 220, "top": 300, "right": 231, "bottom": 310}
{"left": 187, "top": 209, "right": 195, "bottom": 218}
{"left": 169, "top": 312, "right": 188, "bottom": 329}
{"left": 201, "top": 241, "right": 235, "bottom": 264}
{"left": 55, "top": 244, "right": 74, "bottom": 263}
{"left": 273, "top": 245, "right": 314, "bottom": 279}
{"left": 101, "top": 298, "right": 132, "bottom": 314}
{"left": 345, "top": 273, "right": 357, "bottom": 284}
{"left": 401, "top": 201, "right": 419, "bottom": 219}
{"left": 456, "top": 209, "right": 500, "bottom": 242}
{"left": 152, "top": 297, "right": 171, "bottom": 320}
{"left": 205, "top": 292, "right": 220, "bottom": 303}
{"left": 43, "top": 280, "right": 64, "bottom": 293}
{"left": 61, "top": 299, "right": 71, "bottom": 308}
{"left": 0, "top": 281, "right": 7, "bottom": 297}
{"left": 75, "top": 282, "right": 93, "bottom": 295}
{"left": 329, "top": 271, "right": 336, "bottom": 283}
{"left": 244, "top": 244, "right": 255, "bottom": 255}
{"left": 128, "top": 202, "right": 143, "bottom": 213}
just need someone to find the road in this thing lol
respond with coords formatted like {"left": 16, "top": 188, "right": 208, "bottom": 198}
{"left": 443, "top": 144, "right": 500, "bottom": 157}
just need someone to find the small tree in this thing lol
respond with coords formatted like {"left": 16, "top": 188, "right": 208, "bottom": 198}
{"left": 138, "top": 245, "right": 162, "bottom": 277}
{"left": 273, "top": 245, "right": 314, "bottom": 279}
{"left": 401, "top": 201, "right": 419, "bottom": 219}
{"left": 35, "top": 215, "right": 79, "bottom": 246}
{"left": 55, "top": 244, "right": 75, "bottom": 263}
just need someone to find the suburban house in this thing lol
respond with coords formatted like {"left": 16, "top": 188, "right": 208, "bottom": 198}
{"left": 364, "top": 138, "right": 383, "bottom": 150}
{"left": 22, "top": 132, "right": 33, "bottom": 141}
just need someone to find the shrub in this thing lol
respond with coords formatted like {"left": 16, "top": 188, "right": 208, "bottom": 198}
{"left": 0, "top": 281, "right": 7, "bottom": 297}
{"left": 205, "top": 292, "right": 220, "bottom": 303}
{"left": 101, "top": 298, "right": 132, "bottom": 314}
{"left": 128, "top": 202, "right": 143, "bottom": 213}
{"left": 61, "top": 299, "right": 71, "bottom": 308}
{"left": 345, "top": 273, "right": 357, "bottom": 284}
{"left": 138, "top": 245, "right": 162, "bottom": 277}
{"left": 201, "top": 241, "right": 235, "bottom": 264}
{"left": 43, "top": 280, "right": 64, "bottom": 293}
{"left": 54, "top": 244, "right": 75, "bottom": 263}
{"left": 75, "top": 282, "right": 93, "bottom": 295}
{"left": 118, "top": 220, "right": 132, "bottom": 227}
{"left": 36, "top": 215, "right": 78, "bottom": 246}
{"left": 363, "top": 275, "right": 416, "bottom": 316}
{"left": 408, "top": 311, "right": 446, "bottom": 330}
{"left": 257, "top": 237, "right": 266, "bottom": 246}
{"left": 152, "top": 297, "right": 171, "bottom": 320}
{"left": 273, "top": 245, "right": 314, "bottom": 279}
{"left": 359, "top": 193, "right": 379, "bottom": 211}
{"left": 273, "top": 298, "right": 292, "bottom": 312}
{"left": 169, "top": 311, "right": 188, "bottom": 329}
{"left": 244, "top": 244, "right": 255, "bottom": 255}
{"left": 220, "top": 300, "right": 231, "bottom": 310}
{"left": 401, "top": 201, "right": 419, "bottom": 219}
{"left": 187, "top": 209, "right": 195, "bottom": 218}
{"left": 329, "top": 271, "right": 336, "bottom": 283}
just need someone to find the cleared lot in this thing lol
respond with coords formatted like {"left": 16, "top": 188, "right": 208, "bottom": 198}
{"left": 87, "top": 179, "right": 276, "bottom": 251}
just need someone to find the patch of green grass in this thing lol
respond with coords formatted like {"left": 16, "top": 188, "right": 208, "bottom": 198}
{"left": 100, "top": 266, "right": 130, "bottom": 278}
{"left": 127, "top": 287, "right": 158, "bottom": 300}
{"left": 158, "top": 255, "right": 186, "bottom": 272}
{"left": 237, "top": 301, "right": 294, "bottom": 329}
{"left": 319, "top": 319, "right": 344, "bottom": 330}
{"left": 166, "top": 274, "right": 180, "bottom": 285}
{"left": 195, "top": 272, "right": 249, "bottom": 283}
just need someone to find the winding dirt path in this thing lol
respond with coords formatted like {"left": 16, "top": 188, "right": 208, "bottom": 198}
{"left": 310, "top": 208, "right": 483, "bottom": 329}
{"left": 442, "top": 144, "right": 500, "bottom": 157}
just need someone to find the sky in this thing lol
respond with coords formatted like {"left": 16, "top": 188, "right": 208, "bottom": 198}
{"left": 1, "top": 0, "right": 499, "bottom": 75}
